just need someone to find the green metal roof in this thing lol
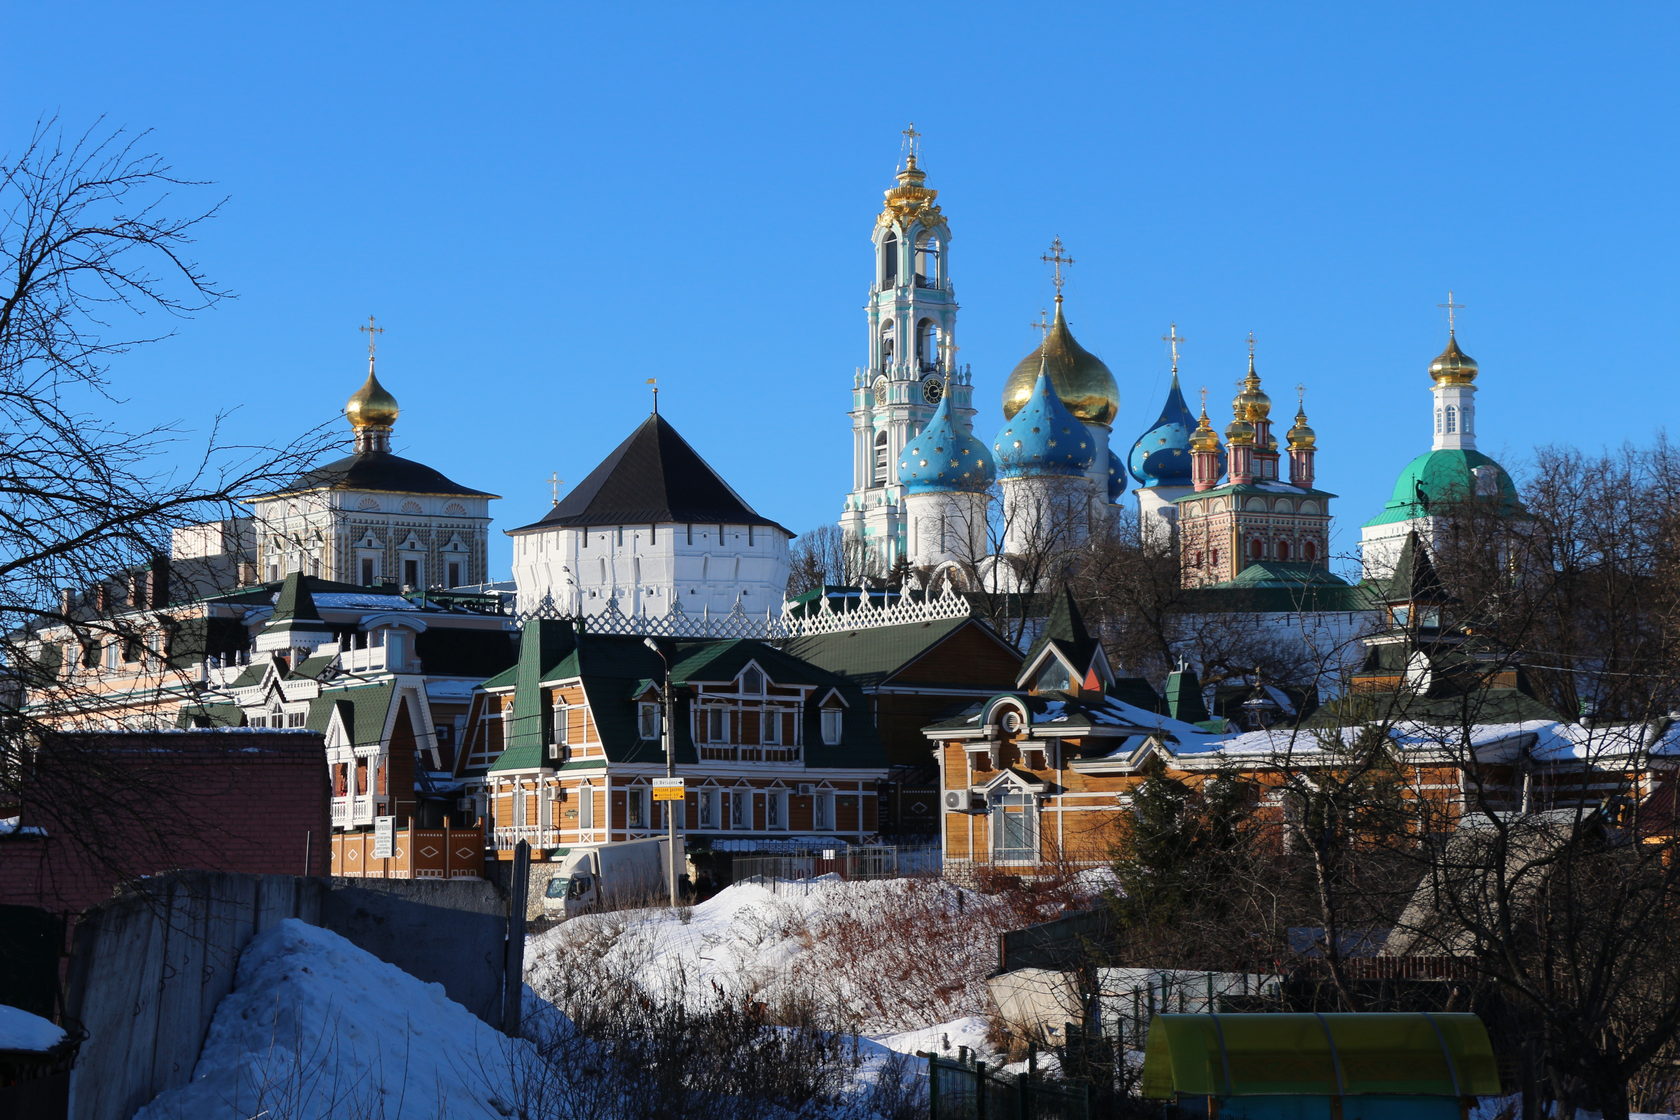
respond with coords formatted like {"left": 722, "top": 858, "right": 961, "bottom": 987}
{"left": 1142, "top": 1013, "right": 1500, "bottom": 1100}
{"left": 1364, "top": 448, "right": 1523, "bottom": 527}
{"left": 778, "top": 616, "right": 1011, "bottom": 690}
{"left": 1179, "top": 562, "right": 1378, "bottom": 615}
{"left": 305, "top": 683, "right": 396, "bottom": 746}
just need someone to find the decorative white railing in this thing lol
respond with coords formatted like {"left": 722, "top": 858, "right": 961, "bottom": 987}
{"left": 512, "top": 584, "right": 971, "bottom": 640}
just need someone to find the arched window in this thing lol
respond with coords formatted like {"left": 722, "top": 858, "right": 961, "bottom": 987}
{"left": 914, "top": 232, "right": 941, "bottom": 287}
{"left": 1277, "top": 540, "right": 1291, "bottom": 561}
{"left": 879, "top": 321, "right": 895, "bottom": 367}
{"left": 873, "top": 431, "right": 890, "bottom": 485}
{"left": 1250, "top": 538, "right": 1264, "bottom": 561}
{"left": 1304, "top": 541, "right": 1318, "bottom": 562}
{"left": 1435, "top": 409, "right": 1444, "bottom": 435}
{"left": 1444, "top": 405, "right": 1457, "bottom": 434}
{"left": 881, "top": 232, "right": 899, "bottom": 287}
{"left": 916, "top": 319, "right": 939, "bottom": 371}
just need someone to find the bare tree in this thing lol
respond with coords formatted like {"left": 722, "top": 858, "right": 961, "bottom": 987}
{"left": 0, "top": 120, "right": 332, "bottom": 888}
{"left": 785, "top": 523, "right": 870, "bottom": 595}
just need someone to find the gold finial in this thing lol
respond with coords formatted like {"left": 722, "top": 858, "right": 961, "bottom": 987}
{"left": 1200, "top": 386, "right": 1208, "bottom": 412}
{"left": 646, "top": 377, "right": 659, "bottom": 414}
{"left": 1041, "top": 237, "right": 1074, "bottom": 303}
{"left": 359, "top": 315, "right": 385, "bottom": 365}
{"left": 548, "top": 472, "right": 562, "bottom": 504}
{"left": 1190, "top": 386, "right": 1221, "bottom": 452}
{"left": 1438, "top": 290, "right": 1465, "bottom": 334}
{"left": 901, "top": 122, "right": 922, "bottom": 167}
{"left": 1246, "top": 330, "right": 1256, "bottom": 364}
{"left": 1029, "top": 308, "right": 1051, "bottom": 337}
{"left": 1163, "top": 322, "right": 1185, "bottom": 374}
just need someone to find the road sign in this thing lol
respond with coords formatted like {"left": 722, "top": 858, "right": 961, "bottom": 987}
{"left": 372, "top": 815, "right": 395, "bottom": 859}
{"left": 652, "top": 777, "right": 686, "bottom": 802}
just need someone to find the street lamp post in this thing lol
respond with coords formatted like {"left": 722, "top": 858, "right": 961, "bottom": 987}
{"left": 643, "top": 637, "right": 681, "bottom": 907}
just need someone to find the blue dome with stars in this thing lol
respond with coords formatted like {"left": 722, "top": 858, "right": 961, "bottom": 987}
{"left": 1128, "top": 373, "right": 1201, "bottom": 487}
{"left": 993, "top": 363, "right": 1096, "bottom": 479}
{"left": 1107, "top": 450, "right": 1127, "bottom": 502}
{"left": 897, "top": 392, "right": 995, "bottom": 494}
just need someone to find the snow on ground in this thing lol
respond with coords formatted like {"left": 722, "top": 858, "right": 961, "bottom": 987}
{"left": 527, "top": 873, "right": 1099, "bottom": 1041}
{"left": 0, "top": 1003, "right": 65, "bottom": 1051}
{"left": 135, "top": 919, "right": 540, "bottom": 1120}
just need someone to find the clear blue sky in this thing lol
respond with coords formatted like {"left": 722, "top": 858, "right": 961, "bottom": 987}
{"left": 6, "top": 2, "right": 1676, "bottom": 580}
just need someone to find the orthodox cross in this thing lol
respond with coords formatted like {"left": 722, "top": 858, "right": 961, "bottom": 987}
{"left": 943, "top": 338, "right": 960, "bottom": 369}
{"left": 1438, "top": 290, "right": 1465, "bottom": 333}
{"left": 1246, "top": 330, "right": 1256, "bottom": 359}
{"left": 1163, "top": 322, "right": 1185, "bottom": 373}
{"left": 1199, "top": 386, "right": 1209, "bottom": 415}
{"left": 1296, "top": 383, "right": 1307, "bottom": 409}
{"left": 359, "top": 315, "right": 384, "bottom": 360}
{"left": 1029, "top": 308, "right": 1051, "bottom": 337}
{"left": 1041, "top": 237, "right": 1074, "bottom": 301}
{"left": 901, "top": 122, "right": 922, "bottom": 162}
{"left": 548, "top": 473, "right": 562, "bottom": 503}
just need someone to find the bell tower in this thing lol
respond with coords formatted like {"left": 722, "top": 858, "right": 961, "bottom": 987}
{"left": 840, "top": 126, "right": 974, "bottom": 577}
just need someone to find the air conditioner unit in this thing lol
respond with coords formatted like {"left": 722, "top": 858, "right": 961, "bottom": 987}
{"left": 546, "top": 787, "right": 566, "bottom": 801}
{"left": 944, "top": 790, "right": 984, "bottom": 813}
{"left": 547, "top": 742, "right": 569, "bottom": 763}
{"left": 456, "top": 797, "right": 476, "bottom": 812}
{"left": 797, "top": 783, "right": 813, "bottom": 796}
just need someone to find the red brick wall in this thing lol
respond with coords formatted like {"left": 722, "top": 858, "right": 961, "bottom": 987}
{"left": 0, "top": 730, "right": 329, "bottom": 920}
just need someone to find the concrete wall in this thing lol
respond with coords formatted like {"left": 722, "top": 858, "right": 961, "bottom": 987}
{"left": 63, "top": 869, "right": 516, "bottom": 1120}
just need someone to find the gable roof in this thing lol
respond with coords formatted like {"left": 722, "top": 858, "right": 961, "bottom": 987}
{"left": 1180, "top": 561, "right": 1378, "bottom": 614}
{"left": 1384, "top": 531, "right": 1451, "bottom": 604}
{"left": 778, "top": 616, "right": 1017, "bottom": 690}
{"left": 1021, "top": 587, "right": 1101, "bottom": 685}
{"left": 508, "top": 412, "right": 790, "bottom": 535}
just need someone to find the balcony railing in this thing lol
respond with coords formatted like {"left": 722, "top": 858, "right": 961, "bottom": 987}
{"left": 490, "top": 824, "right": 566, "bottom": 850}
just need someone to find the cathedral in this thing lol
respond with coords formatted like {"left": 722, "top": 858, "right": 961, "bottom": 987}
{"left": 836, "top": 137, "right": 1519, "bottom": 603}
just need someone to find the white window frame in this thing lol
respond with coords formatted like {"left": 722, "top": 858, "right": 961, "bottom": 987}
{"left": 551, "top": 701, "right": 570, "bottom": 746}
{"left": 821, "top": 708, "right": 843, "bottom": 746}
{"left": 698, "top": 788, "right": 715, "bottom": 828}
{"left": 578, "top": 782, "right": 594, "bottom": 831}
{"left": 767, "top": 790, "right": 785, "bottom": 830}
{"left": 762, "top": 708, "right": 781, "bottom": 745}
{"left": 730, "top": 789, "right": 745, "bottom": 828}
{"left": 638, "top": 702, "right": 661, "bottom": 741}
{"left": 512, "top": 785, "right": 528, "bottom": 830}
{"left": 813, "top": 792, "right": 833, "bottom": 830}
{"left": 705, "top": 708, "right": 730, "bottom": 743}
{"left": 627, "top": 787, "right": 647, "bottom": 830}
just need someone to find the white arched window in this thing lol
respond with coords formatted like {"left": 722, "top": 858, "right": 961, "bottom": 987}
{"left": 914, "top": 231, "right": 941, "bottom": 287}
{"left": 1435, "top": 409, "right": 1444, "bottom": 435}
{"left": 879, "top": 320, "right": 895, "bottom": 366}
{"left": 1444, "top": 405, "right": 1457, "bottom": 434}
{"left": 881, "top": 231, "right": 899, "bottom": 287}
{"left": 873, "top": 431, "right": 890, "bottom": 486}
{"left": 916, "top": 319, "right": 939, "bottom": 371}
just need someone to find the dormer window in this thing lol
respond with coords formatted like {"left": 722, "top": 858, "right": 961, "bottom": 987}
{"left": 740, "top": 666, "right": 765, "bottom": 695}
{"left": 638, "top": 702, "right": 661, "bottom": 741}
{"left": 821, "top": 708, "right": 843, "bottom": 746}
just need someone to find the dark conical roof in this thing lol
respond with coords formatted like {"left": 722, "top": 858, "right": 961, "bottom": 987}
{"left": 1386, "top": 531, "right": 1451, "bottom": 604}
{"left": 277, "top": 450, "right": 497, "bottom": 499}
{"left": 510, "top": 412, "right": 791, "bottom": 535}
{"left": 1023, "top": 586, "right": 1099, "bottom": 677}
{"left": 269, "top": 573, "right": 331, "bottom": 631}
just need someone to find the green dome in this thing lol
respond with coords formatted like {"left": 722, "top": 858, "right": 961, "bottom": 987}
{"left": 1364, "top": 449, "right": 1522, "bottom": 528}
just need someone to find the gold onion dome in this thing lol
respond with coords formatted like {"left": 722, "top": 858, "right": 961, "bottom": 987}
{"left": 1232, "top": 358, "right": 1271, "bottom": 421}
{"left": 1001, "top": 302, "right": 1119, "bottom": 425}
{"left": 1189, "top": 406, "right": 1221, "bottom": 453}
{"left": 1429, "top": 332, "right": 1479, "bottom": 385}
{"left": 1224, "top": 414, "right": 1255, "bottom": 444}
{"left": 346, "top": 368, "right": 400, "bottom": 429}
{"left": 1287, "top": 406, "right": 1317, "bottom": 450}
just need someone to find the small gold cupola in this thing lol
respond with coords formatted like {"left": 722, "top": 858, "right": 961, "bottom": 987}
{"left": 1190, "top": 401, "right": 1221, "bottom": 453}
{"left": 347, "top": 316, "right": 399, "bottom": 453}
{"left": 1429, "top": 332, "right": 1479, "bottom": 385}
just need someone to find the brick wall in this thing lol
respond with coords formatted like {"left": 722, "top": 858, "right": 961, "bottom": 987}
{"left": 0, "top": 729, "right": 328, "bottom": 921}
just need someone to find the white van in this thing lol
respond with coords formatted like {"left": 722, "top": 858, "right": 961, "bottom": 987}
{"left": 542, "top": 838, "right": 676, "bottom": 918}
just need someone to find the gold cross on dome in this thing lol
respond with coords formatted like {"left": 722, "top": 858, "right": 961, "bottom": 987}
{"left": 548, "top": 473, "right": 562, "bottom": 503}
{"left": 1438, "top": 290, "right": 1465, "bottom": 333}
{"left": 1296, "top": 383, "right": 1307, "bottom": 408}
{"left": 1041, "top": 237, "right": 1074, "bottom": 300}
{"left": 1029, "top": 308, "right": 1051, "bottom": 337}
{"left": 1163, "top": 322, "right": 1185, "bottom": 373}
{"left": 1246, "top": 330, "right": 1256, "bottom": 358}
{"left": 359, "top": 315, "right": 384, "bottom": 360}
{"left": 901, "top": 122, "right": 922, "bottom": 162}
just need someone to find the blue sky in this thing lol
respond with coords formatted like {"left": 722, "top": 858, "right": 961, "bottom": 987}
{"left": 6, "top": 2, "right": 1676, "bottom": 580}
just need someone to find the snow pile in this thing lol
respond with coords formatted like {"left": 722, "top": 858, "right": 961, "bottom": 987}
{"left": 528, "top": 873, "right": 1099, "bottom": 1040}
{"left": 0, "top": 1004, "right": 65, "bottom": 1051}
{"left": 135, "top": 919, "right": 539, "bottom": 1120}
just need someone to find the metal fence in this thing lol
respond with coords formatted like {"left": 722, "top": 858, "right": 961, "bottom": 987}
{"left": 727, "top": 843, "right": 942, "bottom": 889}
{"left": 920, "top": 1049, "right": 1092, "bottom": 1120}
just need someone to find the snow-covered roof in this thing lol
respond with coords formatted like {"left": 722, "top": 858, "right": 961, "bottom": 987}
{"left": 1164, "top": 717, "right": 1680, "bottom": 766}
{"left": 0, "top": 1004, "right": 66, "bottom": 1051}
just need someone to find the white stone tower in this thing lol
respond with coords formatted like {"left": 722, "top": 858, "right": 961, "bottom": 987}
{"left": 840, "top": 128, "right": 973, "bottom": 577}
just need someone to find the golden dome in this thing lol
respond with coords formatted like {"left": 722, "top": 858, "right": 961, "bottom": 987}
{"left": 1225, "top": 416, "right": 1255, "bottom": 444}
{"left": 346, "top": 367, "right": 400, "bottom": 429}
{"left": 1287, "top": 407, "right": 1317, "bottom": 450}
{"left": 1232, "top": 354, "right": 1271, "bottom": 421}
{"left": 1189, "top": 405, "right": 1221, "bottom": 453}
{"left": 1001, "top": 301, "right": 1119, "bottom": 425}
{"left": 1429, "top": 332, "right": 1479, "bottom": 385}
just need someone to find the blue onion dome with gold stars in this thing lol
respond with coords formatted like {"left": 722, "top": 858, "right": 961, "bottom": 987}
{"left": 993, "top": 361, "right": 1097, "bottom": 478}
{"left": 897, "top": 392, "right": 995, "bottom": 494}
{"left": 1127, "top": 372, "right": 1198, "bottom": 487}
{"left": 1001, "top": 301, "right": 1119, "bottom": 426}
{"left": 1107, "top": 450, "right": 1127, "bottom": 502}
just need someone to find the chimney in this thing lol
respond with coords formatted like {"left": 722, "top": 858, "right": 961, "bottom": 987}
{"left": 238, "top": 561, "right": 258, "bottom": 587}
{"left": 128, "top": 570, "right": 147, "bottom": 610}
{"left": 150, "top": 555, "right": 171, "bottom": 608}
{"left": 94, "top": 584, "right": 110, "bottom": 614}
{"left": 58, "top": 588, "right": 75, "bottom": 617}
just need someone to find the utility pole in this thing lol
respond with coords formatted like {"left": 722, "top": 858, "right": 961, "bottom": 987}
{"left": 643, "top": 637, "right": 682, "bottom": 907}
